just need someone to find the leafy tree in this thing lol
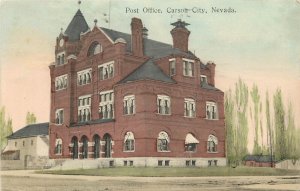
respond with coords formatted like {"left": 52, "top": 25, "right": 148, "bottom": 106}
{"left": 225, "top": 89, "right": 235, "bottom": 165}
{"left": 273, "top": 89, "right": 287, "bottom": 160}
{"left": 0, "top": 107, "right": 13, "bottom": 151}
{"left": 26, "top": 112, "right": 37, "bottom": 125}
{"left": 286, "top": 102, "right": 299, "bottom": 160}
{"left": 250, "top": 84, "right": 262, "bottom": 154}
{"left": 265, "top": 91, "right": 274, "bottom": 159}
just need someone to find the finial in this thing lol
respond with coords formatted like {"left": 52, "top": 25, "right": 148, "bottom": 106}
{"left": 94, "top": 19, "right": 98, "bottom": 26}
{"left": 60, "top": 28, "right": 63, "bottom": 34}
{"left": 78, "top": 0, "right": 81, "bottom": 8}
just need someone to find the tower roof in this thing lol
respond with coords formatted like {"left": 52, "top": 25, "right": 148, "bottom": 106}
{"left": 171, "top": 19, "right": 190, "bottom": 29}
{"left": 64, "top": 9, "right": 89, "bottom": 41}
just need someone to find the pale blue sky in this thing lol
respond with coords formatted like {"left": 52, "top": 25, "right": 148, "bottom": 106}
{"left": 0, "top": 0, "right": 299, "bottom": 132}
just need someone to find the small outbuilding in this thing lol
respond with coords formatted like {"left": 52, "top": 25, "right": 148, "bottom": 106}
{"left": 243, "top": 155, "right": 275, "bottom": 167}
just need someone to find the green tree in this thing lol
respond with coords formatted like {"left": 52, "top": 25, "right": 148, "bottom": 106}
{"left": 265, "top": 91, "right": 274, "bottom": 159}
{"left": 286, "top": 102, "right": 299, "bottom": 160}
{"left": 0, "top": 107, "right": 13, "bottom": 150}
{"left": 225, "top": 89, "right": 235, "bottom": 165}
{"left": 26, "top": 112, "right": 37, "bottom": 125}
{"left": 273, "top": 89, "right": 287, "bottom": 160}
{"left": 250, "top": 84, "right": 262, "bottom": 154}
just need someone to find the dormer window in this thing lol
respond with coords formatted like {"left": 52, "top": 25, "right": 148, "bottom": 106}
{"left": 183, "top": 58, "right": 194, "bottom": 77}
{"left": 201, "top": 75, "right": 208, "bottom": 85}
{"left": 169, "top": 58, "right": 176, "bottom": 76}
{"left": 88, "top": 42, "right": 102, "bottom": 56}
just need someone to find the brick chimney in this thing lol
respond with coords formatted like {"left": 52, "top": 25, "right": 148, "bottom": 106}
{"left": 131, "top": 18, "right": 144, "bottom": 57}
{"left": 170, "top": 19, "right": 190, "bottom": 52}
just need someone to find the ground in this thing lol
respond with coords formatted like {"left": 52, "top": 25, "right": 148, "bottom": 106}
{"left": 1, "top": 170, "right": 300, "bottom": 191}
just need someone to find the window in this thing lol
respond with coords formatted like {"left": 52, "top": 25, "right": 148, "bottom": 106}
{"left": 208, "top": 160, "right": 218, "bottom": 166}
{"left": 183, "top": 59, "right": 194, "bottom": 77}
{"left": 186, "top": 160, "right": 190, "bottom": 166}
{"left": 192, "top": 160, "right": 196, "bottom": 166}
{"left": 123, "top": 95, "right": 135, "bottom": 115}
{"left": 123, "top": 161, "right": 128, "bottom": 166}
{"left": 55, "top": 74, "right": 68, "bottom": 91}
{"left": 31, "top": 140, "right": 34, "bottom": 146}
{"left": 207, "top": 134, "right": 218, "bottom": 153}
{"left": 77, "top": 68, "right": 92, "bottom": 85}
{"left": 56, "top": 52, "right": 66, "bottom": 65}
{"left": 55, "top": 138, "right": 62, "bottom": 155}
{"left": 206, "top": 101, "right": 218, "bottom": 120}
{"left": 165, "top": 160, "right": 170, "bottom": 166}
{"left": 157, "top": 95, "right": 171, "bottom": 115}
{"left": 15, "top": 142, "right": 17, "bottom": 147}
{"left": 158, "top": 160, "right": 163, "bottom": 166}
{"left": 23, "top": 141, "right": 25, "bottom": 147}
{"left": 157, "top": 131, "right": 170, "bottom": 152}
{"left": 184, "top": 98, "right": 196, "bottom": 118}
{"left": 169, "top": 58, "right": 176, "bottom": 76}
{"left": 99, "top": 90, "right": 114, "bottom": 119}
{"left": 185, "top": 133, "right": 199, "bottom": 152}
{"left": 99, "top": 61, "right": 114, "bottom": 80}
{"left": 78, "top": 95, "right": 91, "bottom": 122}
{"left": 124, "top": 132, "right": 135, "bottom": 152}
{"left": 88, "top": 42, "right": 102, "bottom": 56}
{"left": 55, "top": 109, "right": 64, "bottom": 124}
{"left": 200, "top": 75, "right": 208, "bottom": 85}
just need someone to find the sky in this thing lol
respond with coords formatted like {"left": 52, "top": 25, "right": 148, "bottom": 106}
{"left": 0, "top": 0, "right": 299, "bottom": 144}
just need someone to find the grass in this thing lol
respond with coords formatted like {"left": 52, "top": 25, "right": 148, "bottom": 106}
{"left": 39, "top": 166, "right": 300, "bottom": 177}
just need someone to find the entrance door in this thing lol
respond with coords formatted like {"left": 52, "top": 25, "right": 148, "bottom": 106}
{"left": 93, "top": 134, "right": 100, "bottom": 159}
{"left": 103, "top": 134, "right": 112, "bottom": 158}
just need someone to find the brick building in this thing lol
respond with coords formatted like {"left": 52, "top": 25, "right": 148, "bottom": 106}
{"left": 49, "top": 8, "right": 226, "bottom": 167}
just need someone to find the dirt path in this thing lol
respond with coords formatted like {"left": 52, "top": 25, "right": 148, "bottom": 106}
{"left": 1, "top": 170, "right": 300, "bottom": 191}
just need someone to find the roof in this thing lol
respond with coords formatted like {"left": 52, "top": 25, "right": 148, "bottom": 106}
{"left": 7, "top": 123, "right": 49, "bottom": 139}
{"left": 65, "top": 9, "right": 89, "bottom": 41}
{"left": 201, "top": 82, "right": 222, "bottom": 91}
{"left": 244, "top": 155, "right": 275, "bottom": 163}
{"left": 119, "top": 59, "right": 176, "bottom": 84}
{"left": 101, "top": 27, "right": 197, "bottom": 59}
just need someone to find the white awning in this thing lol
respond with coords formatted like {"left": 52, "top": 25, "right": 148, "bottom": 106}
{"left": 2, "top": 143, "right": 17, "bottom": 152}
{"left": 185, "top": 133, "right": 199, "bottom": 144}
{"left": 124, "top": 132, "right": 134, "bottom": 142}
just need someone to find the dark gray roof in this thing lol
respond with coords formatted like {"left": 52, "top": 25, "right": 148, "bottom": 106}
{"left": 119, "top": 59, "right": 176, "bottom": 84}
{"left": 8, "top": 123, "right": 49, "bottom": 139}
{"left": 201, "top": 83, "right": 221, "bottom": 91}
{"left": 101, "top": 27, "right": 197, "bottom": 59}
{"left": 65, "top": 9, "right": 89, "bottom": 42}
{"left": 244, "top": 155, "right": 275, "bottom": 163}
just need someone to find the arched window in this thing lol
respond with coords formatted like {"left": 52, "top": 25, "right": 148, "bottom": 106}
{"left": 207, "top": 134, "right": 218, "bottom": 152}
{"left": 157, "top": 131, "right": 170, "bottom": 152}
{"left": 93, "top": 134, "right": 100, "bottom": 158}
{"left": 185, "top": 133, "right": 199, "bottom": 152}
{"left": 103, "top": 133, "right": 112, "bottom": 158}
{"left": 81, "top": 136, "right": 89, "bottom": 159}
{"left": 70, "top": 136, "right": 78, "bottom": 159}
{"left": 88, "top": 42, "right": 102, "bottom": 56}
{"left": 124, "top": 132, "right": 135, "bottom": 151}
{"left": 55, "top": 138, "right": 62, "bottom": 155}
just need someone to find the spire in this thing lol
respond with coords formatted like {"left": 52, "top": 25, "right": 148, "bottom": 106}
{"left": 64, "top": 9, "right": 89, "bottom": 41}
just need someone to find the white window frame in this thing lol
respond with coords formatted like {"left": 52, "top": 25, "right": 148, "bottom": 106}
{"left": 123, "top": 132, "right": 135, "bottom": 152}
{"left": 77, "top": 68, "right": 92, "bottom": 86}
{"left": 55, "top": 138, "right": 62, "bottom": 155}
{"left": 56, "top": 51, "right": 66, "bottom": 65}
{"left": 55, "top": 74, "right": 68, "bottom": 91}
{"left": 207, "top": 134, "right": 218, "bottom": 153}
{"left": 157, "top": 95, "right": 171, "bottom": 115}
{"left": 206, "top": 101, "right": 218, "bottom": 120}
{"left": 99, "top": 90, "right": 114, "bottom": 119}
{"left": 78, "top": 95, "right": 92, "bottom": 122}
{"left": 123, "top": 95, "right": 135, "bottom": 115}
{"left": 184, "top": 98, "right": 196, "bottom": 118}
{"left": 200, "top": 75, "right": 208, "bottom": 84}
{"left": 98, "top": 61, "right": 114, "bottom": 80}
{"left": 157, "top": 131, "right": 170, "bottom": 152}
{"left": 183, "top": 58, "right": 194, "bottom": 77}
{"left": 169, "top": 58, "right": 176, "bottom": 76}
{"left": 55, "top": 108, "right": 64, "bottom": 125}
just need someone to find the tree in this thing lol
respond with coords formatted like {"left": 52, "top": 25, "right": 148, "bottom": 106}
{"left": 265, "top": 91, "right": 274, "bottom": 163}
{"left": 286, "top": 102, "right": 299, "bottom": 160}
{"left": 225, "top": 78, "right": 249, "bottom": 166}
{"left": 26, "top": 112, "right": 37, "bottom": 125}
{"left": 273, "top": 89, "right": 287, "bottom": 161}
{"left": 0, "top": 107, "right": 13, "bottom": 151}
{"left": 250, "top": 84, "right": 262, "bottom": 154}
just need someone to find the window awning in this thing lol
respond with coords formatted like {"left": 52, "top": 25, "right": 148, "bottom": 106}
{"left": 185, "top": 133, "right": 199, "bottom": 144}
{"left": 2, "top": 144, "right": 17, "bottom": 152}
{"left": 124, "top": 132, "right": 134, "bottom": 142}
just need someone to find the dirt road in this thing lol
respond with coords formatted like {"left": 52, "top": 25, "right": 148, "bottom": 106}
{"left": 1, "top": 170, "right": 300, "bottom": 191}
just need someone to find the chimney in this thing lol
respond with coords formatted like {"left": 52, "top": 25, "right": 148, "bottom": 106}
{"left": 207, "top": 61, "right": 216, "bottom": 86}
{"left": 170, "top": 19, "right": 190, "bottom": 52}
{"left": 131, "top": 18, "right": 144, "bottom": 57}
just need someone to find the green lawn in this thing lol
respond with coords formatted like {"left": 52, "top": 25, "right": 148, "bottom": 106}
{"left": 39, "top": 166, "right": 300, "bottom": 177}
